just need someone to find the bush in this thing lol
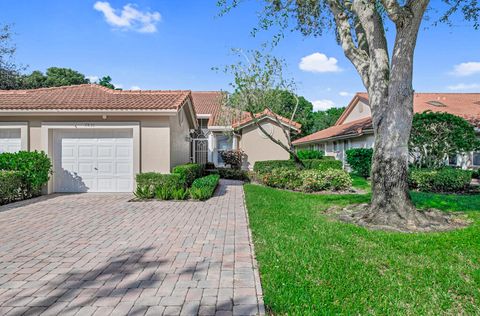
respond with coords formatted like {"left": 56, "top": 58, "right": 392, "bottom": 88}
{"left": 254, "top": 160, "right": 296, "bottom": 174}
{"left": 345, "top": 148, "right": 373, "bottom": 178}
{"left": 296, "top": 149, "right": 324, "bottom": 160}
{"left": 472, "top": 170, "right": 480, "bottom": 179}
{"left": 172, "top": 163, "right": 204, "bottom": 187}
{"left": 262, "top": 168, "right": 302, "bottom": 190}
{"left": 220, "top": 149, "right": 244, "bottom": 169}
{"left": 136, "top": 172, "right": 183, "bottom": 189}
{"left": 300, "top": 169, "right": 351, "bottom": 192}
{"left": 217, "top": 168, "right": 250, "bottom": 181}
{"left": 302, "top": 159, "right": 343, "bottom": 171}
{"left": 409, "top": 168, "right": 472, "bottom": 193}
{"left": 189, "top": 174, "right": 220, "bottom": 200}
{"left": 0, "top": 171, "right": 24, "bottom": 205}
{"left": 0, "top": 151, "right": 52, "bottom": 197}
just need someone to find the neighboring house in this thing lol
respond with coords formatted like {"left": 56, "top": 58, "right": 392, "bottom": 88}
{"left": 191, "top": 91, "right": 300, "bottom": 170}
{"left": 0, "top": 85, "right": 299, "bottom": 193}
{"left": 293, "top": 92, "right": 480, "bottom": 169}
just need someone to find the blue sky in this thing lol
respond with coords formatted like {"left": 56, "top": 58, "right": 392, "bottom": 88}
{"left": 1, "top": 0, "right": 480, "bottom": 110}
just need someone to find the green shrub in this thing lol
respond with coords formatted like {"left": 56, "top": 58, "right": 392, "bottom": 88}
{"left": 0, "top": 171, "right": 24, "bottom": 205}
{"left": 345, "top": 148, "right": 373, "bottom": 178}
{"left": 0, "top": 151, "right": 52, "bottom": 197}
{"left": 409, "top": 168, "right": 472, "bottom": 193}
{"left": 136, "top": 173, "right": 183, "bottom": 189}
{"left": 296, "top": 149, "right": 324, "bottom": 160}
{"left": 302, "top": 159, "right": 343, "bottom": 171}
{"left": 155, "top": 186, "right": 173, "bottom": 200}
{"left": 217, "top": 168, "right": 250, "bottom": 181}
{"left": 472, "top": 169, "right": 480, "bottom": 179}
{"left": 172, "top": 187, "right": 189, "bottom": 200}
{"left": 172, "top": 163, "right": 204, "bottom": 187}
{"left": 189, "top": 174, "right": 220, "bottom": 200}
{"left": 262, "top": 168, "right": 302, "bottom": 190}
{"left": 300, "top": 169, "right": 351, "bottom": 192}
{"left": 254, "top": 160, "right": 296, "bottom": 174}
{"left": 220, "top": 149, "right": 244, "bottom": 169}
{"left": 133, "top": 185, "right": 154, "bottom": 199}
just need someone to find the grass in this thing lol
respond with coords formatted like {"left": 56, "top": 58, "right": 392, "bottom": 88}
{"left": 244, "top": 184, "right": 480, "bottom": 315}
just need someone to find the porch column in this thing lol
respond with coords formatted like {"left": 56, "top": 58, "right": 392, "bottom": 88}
{"left": 232, "top": 135, "right": 238, "bottom": 150}
{"left": 208, "top": 133, "right": 215, "bottom": 163}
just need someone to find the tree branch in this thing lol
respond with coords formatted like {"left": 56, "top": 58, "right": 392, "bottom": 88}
{"left": 380, "top": 0, "right": 412, "bottom": 26}
{"left": 327, "top": 0, "right": 370, "bottom": 88}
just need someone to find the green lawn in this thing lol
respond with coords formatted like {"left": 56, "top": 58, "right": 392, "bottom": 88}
{"left": 244, "top": 184, "right": 480, "bottom": 315}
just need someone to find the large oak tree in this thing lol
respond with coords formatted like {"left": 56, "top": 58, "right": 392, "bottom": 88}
{"left": 220, "top": 0, "right": 479, "bottom": 230}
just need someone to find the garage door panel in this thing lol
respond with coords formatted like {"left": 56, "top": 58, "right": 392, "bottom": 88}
{"left": 0, "top": 128, "right": 22, "bottom": 153}
{"left": 54, "top": 129, "right": 133, "bottom": 193}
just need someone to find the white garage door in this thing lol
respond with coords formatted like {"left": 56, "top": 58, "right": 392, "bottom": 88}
{"left": 0, "top": 129, "right": 21, "bottom": 153}
{"left": 54, "top": 129, "right": 134, "bottom": 193}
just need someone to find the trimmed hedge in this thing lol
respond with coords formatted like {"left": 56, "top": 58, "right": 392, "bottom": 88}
{"left": 172, "top": 163, "right": 204, "bottom": 187}
{"left": 302, "top": 159, "right": 342, "bottom": 171}
{"left": 0, "top": 151, "right": 52, "bottom": 197}
{"left": 254, "top": 158, "right": 342, "bottom": 174}
{"left": 345, "top": 148, "right": 373, "bottom": 178}
{"left": 262, "top": 168, "right": 351, "bottom": 192}
{"left": 189, "top": 174, "right": 220, "bottom": 201}
{"left": 254, "top": 160, "right": 296, "bottom": 174}
{"left": 409, "top": 168, "right": 472, "bottom": 193}
{"left": 296, "top": 149, "right": 324, "bottom": 160}
{"left": 0, "top": 171, "right": 24, "bottom": 205}
{"left": 135, "top": 173, "right": 183, "bottom": 199}
{"left": 217, "top": 168, "right": 250, "bottom": 181}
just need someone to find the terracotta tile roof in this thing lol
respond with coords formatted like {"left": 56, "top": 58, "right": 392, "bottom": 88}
{"left": 293, "top": 117, "right": 372, "bottom": 145}
{"left": 295, "top": 92, "right": 480, "bottom": 145}
{"left": 231, "top": 109, "right": 301, "bottom": 131}
{"left": 191, "top": 92, "right": 301, "bottom": 130}
{"left": 0, "top": 84, "right": 191, "bottom": 111}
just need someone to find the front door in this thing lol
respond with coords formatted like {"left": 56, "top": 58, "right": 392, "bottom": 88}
{"left": 193, "top": 139, "right": 208, "bottom": 165}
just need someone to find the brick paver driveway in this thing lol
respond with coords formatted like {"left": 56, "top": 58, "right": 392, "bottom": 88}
{"left": 0, "top": 180, "right": 264, "bottom": 316}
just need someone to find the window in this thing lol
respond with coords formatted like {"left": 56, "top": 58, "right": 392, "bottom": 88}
{"left": 217, "top": 135, "right": 233, "bottom": 164}
{"left": 473, "top": 152, "right": 480, "bottom": 166}
{"left": 449, "top": 154, "right": 458, "bottom": 166}
{"left": 333, "top": 141, "right": 339, "bottom": 151}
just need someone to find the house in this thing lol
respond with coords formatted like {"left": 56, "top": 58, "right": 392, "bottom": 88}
{"left": 0, "top": 85, "right": 299, "bottom": 193}
{"left": 191, "top": 91, "right": 300, "bottom": 169}
{"left": 293, "top": 92, "right": 480, "bottom": 169}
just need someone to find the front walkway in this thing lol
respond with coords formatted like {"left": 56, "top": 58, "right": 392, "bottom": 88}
{"left": 0, "top": 180, "right": 264, "bottom": 316}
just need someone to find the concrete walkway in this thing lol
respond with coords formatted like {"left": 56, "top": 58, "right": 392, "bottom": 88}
{"left": 0, "top": 180, "right": 264, "bottom": 316}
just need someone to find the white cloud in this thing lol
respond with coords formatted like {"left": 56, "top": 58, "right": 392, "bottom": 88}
{"left": 447, "top": 83, "right": 480, "bottom": 91}
{"left": 299, "top": 53, "right": 342, "bottom": 73}
{"left": 451, "top": 62, "right": 480, "bottom": 76}
{"left": 130, "top": 85, "right": 141, "bottom": 90}
{"left": 339, "top": 91, "right": 353, "bottom": 97}
{"left": 312, "top": 99, "right": 336, "bottom": 111}
{"left": 86, "top": 75, "right": 99, "bottom": 83}
{"left": 93, "top": 1, "right": 161, "bottom": 33}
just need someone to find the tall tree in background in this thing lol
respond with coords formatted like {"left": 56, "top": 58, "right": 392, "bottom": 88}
{"left": 311, "top": 107, "right": 345, "bottom": 133}
{"left": 220, "top": 1, "right": 480, "bottom": 230}
{"left": 221, "top": 50, "right": 304, "bottom": 166}
{"left": 21, "top": 67, "right": 89, "bottom": 88}
{"left": 0, "top": 24, "right": 24, "bottom": 89}
{"left": 98, "top": 76, "right": 116, "bottom": 89}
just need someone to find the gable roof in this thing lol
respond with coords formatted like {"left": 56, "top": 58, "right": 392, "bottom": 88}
{"left": 232, "top": 108, "right": 301, "bottom": 132}
{"left": 0, "top": 84, "right": 192, "bottom": 111}
{"left": 294, "top": 92, "right": 480, "bottom": 145}
{"left": 292, "top": 117, "right": 372, "bottom": 145}
{"left": 191, "top": 91, "right": 301, "bottom": 131}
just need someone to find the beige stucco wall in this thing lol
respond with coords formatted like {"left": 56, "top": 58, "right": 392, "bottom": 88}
{"left": 343, "top": 100, "right": 371, "bottom": 123}
{"left": 239, "top": 119, "right": 290, "bottom": 170}
{"left": 169, "top": 106, "right": 192, "bottom": 169}
{"left": 0, "top": 115, "right": 173, "bottom": 174}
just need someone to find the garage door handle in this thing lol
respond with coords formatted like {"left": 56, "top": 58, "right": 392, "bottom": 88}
{"left": 94, "top": 167, "right": 98, "bottom": 170}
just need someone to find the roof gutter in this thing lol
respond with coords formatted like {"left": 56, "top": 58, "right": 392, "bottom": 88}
{"left": 0, "top": 109, "right": 179, "bottom": 116}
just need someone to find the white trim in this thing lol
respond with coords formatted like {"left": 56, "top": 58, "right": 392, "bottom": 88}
{"left": 235, "top": 116, "right": 300, "bottom": 132}
{"left": 196, "top": 114, "right": 211, "bottom": 119}
{"left": 41, "top": 121, "right": 140, "bottom": 194}
{"left": 0, "top": 109, "right": 178, "bottom": 116}
{"left": 0, "top": 122, "right": 28, "bottom": 151}
{"left": 208, "top": 126, "right": 233, "bottom": 132}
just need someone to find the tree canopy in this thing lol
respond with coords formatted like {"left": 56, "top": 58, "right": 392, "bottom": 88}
{"left": 20, "top": 67, "right": 89, "bottom": 89}
{"left": 409, "top": 111, "right": 480, "bottom": 169}
{"left": 0, "top": 24, "right": 24, "bottom": 90}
